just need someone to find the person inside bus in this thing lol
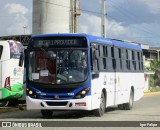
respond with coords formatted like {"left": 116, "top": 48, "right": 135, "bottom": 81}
{"left": 35, "top": 52, "right": 56, "bottom": 84}
{"left": 81, "top": 57, "right": 87, "bottom": 68}
{"left": 39, "top": 59, "right": 56, "bottom": 84}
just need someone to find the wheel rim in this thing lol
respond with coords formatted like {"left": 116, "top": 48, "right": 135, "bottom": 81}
{"left": 100, "top": 93, "right": 105, "bottom": 112}
{"left": 129, "top": 92, "right": 133, "bottom": 107}
{"left": 0, "top": 101, "right": 9, "bottom": 107}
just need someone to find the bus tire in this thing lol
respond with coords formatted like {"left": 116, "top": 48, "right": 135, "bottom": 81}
{"left": 9, "top": 99, "right": 19, "bottom": 106}
{"left": 41, "top": 110, "right": 53, "bottom": 118}
{"left": 93, "top": 92, "right": 106, "bottom": 117}
{"left": 124, "top": 90, "right": 134, "bottom": 110}
{"left": 0, "top": 100, "right": 9, "bottom": 107}
{"left": 118, "top": 104, "right": 125, "bottom": 110}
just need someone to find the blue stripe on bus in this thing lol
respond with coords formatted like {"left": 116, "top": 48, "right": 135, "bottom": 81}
{"left": 27, "top": 81, "right": 91, "bottom": 100}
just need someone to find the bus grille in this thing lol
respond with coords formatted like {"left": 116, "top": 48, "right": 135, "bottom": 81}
{"left": 42, "top": 95, "right": 72, "bottom": 100}
{"left": 37, "top": 87, "right": 76, "bottom": 94}
{"left": 46, "top": 101, "right": 68, "bottom": 106}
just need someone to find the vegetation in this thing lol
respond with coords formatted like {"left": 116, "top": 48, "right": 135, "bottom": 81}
{"left": 145, "top": 60, "right": 160, "bottom": 90}
{"left": 150, "top": 87, "right": 160, "bottom": 92}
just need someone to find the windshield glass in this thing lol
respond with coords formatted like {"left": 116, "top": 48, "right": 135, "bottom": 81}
{"left": 28, "top": 49, "right": 88, "bottom": 84}
{"left": 9, "top": 40, "right": 23, "bottom": 59}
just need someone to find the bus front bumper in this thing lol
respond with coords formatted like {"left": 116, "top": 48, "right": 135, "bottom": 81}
{"left": 26, "top": 95, "right": 100, "bottom": 111}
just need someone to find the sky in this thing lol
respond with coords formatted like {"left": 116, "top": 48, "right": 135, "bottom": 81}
{"left": 0, "top": 0, "right": 160, "bottom": 46}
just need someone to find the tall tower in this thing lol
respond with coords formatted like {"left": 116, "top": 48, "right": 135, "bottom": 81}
{"left": 32, "top": 0, "right": 72, "bottom": 35}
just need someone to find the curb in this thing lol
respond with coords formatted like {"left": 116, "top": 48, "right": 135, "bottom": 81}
{"left": 144, "top": 91, "right": 160, "bottom": 95}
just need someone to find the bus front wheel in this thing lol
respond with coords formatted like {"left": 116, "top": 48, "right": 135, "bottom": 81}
{"left": 93, "top": 92, "right": 106, "bottom": 117}
{"left": 41, "top": 110, "right": 53, "bottom": 118}
{"left": 0, "top": 100, "right": 9, "bottom": 107}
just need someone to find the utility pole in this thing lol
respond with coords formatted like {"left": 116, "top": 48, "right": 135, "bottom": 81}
{"left": 70, "top": 0, "right": 74, "bottom": 33}
{"left": 71, "top": 0, "right": 80, "bottom": 33}
{"left": 23, "top": 26, "right": 27, "bottom": 35}
{"left": 101, "top": 0, "right": 106, "bottom": 38}
{"left": 74, "top": 0, "right": 81, "bottom": 33}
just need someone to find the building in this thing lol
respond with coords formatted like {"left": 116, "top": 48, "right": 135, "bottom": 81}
{"left": 0, "top": 35, "right": 31, "bottom": 46}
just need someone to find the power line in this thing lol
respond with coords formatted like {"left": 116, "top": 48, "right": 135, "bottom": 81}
{"left": 36, "top": 0, "right": 160, "bottom": 38}
{"left": 107, "top": 0, "right": 160, "bottom": 37}
{"left": 1, "top": 0, "right": 160, "bottom": 43}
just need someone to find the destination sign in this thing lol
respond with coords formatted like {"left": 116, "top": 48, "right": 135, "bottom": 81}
{"left": 31, "top": 37, "right": 87, "bottom": 48}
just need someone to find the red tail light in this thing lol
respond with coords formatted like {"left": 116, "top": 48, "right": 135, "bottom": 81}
{"left": 4, "top": 77, "right": 11, "bottom": 90}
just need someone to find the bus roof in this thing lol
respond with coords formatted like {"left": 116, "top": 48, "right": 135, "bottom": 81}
{"left": 32, "top": 33, "right": 142, "bottom": 51}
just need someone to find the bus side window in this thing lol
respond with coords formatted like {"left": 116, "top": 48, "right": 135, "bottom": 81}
{"left": 91, "top": 46, "right": 99, "bottom": 79}
{"left": 111, "top": 47, "right": 116, "bottom": 70}
{"left": 0, "top": 45, "right": 3, "bottom": 60}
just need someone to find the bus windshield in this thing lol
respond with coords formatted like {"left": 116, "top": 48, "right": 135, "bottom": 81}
{"left": 28, "top": 49, "right": 88, "bottom": 85}
{"left": 9, "top": 41, "right": 23, "bottom": 59}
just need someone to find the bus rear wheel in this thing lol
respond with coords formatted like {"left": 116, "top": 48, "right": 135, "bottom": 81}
{"left": 124, "top": 90, "right": 134, "bottom": 110}
{"left": 41, "top": 110, "right": 53, "bottom": 118}
{"left": 118, "top": 90, "right": 134, "bottom": 110}
{"left": 93, "top": 92, "right": 106, "bottom": 117}
{"left": 0, "top": 100, "right": 9, "bottom": 107}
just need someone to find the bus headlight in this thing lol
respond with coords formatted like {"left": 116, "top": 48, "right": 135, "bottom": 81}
{"left": 26, "top": 87, "right": 38, "bottom": 99}
{"left": 74, "top": 87, "right": 90, "bottom": 99}
{"left": 29, "top": 90, "right": 33, "bottom": 95}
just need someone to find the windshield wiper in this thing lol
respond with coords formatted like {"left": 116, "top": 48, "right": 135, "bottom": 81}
{"left": 40, "top": 48, "right": 54, "bottom": 60}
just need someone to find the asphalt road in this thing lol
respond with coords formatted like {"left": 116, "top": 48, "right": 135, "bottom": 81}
{"left": 0, "top": 94, "right": 160, "bottom": 129}
{"left": 0, "top": 94, "right": 160, "bottom": 121}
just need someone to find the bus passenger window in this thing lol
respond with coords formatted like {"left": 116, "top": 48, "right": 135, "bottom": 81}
{"left": 111, "top": 47, "right": 116, "bottom": 70}
{"left": 0, "top": 46, "right": 3, "bottom": 60}
{"left": 118, "top": 48, "right": 122, "bottom": 69}
{"left": 91, "top": 47, "right": 99, "bottom": 79}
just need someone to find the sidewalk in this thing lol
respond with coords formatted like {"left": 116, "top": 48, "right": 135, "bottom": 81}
{"left": 144, "top": 91, "right": 160, "bottom": 95}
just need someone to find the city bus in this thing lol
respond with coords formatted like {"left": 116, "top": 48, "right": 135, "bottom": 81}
{"left": 0, "top": 40, "right": 24, "bottom": 107}
{"left": 25, "top": 33, "right": 144, "bottom": 117}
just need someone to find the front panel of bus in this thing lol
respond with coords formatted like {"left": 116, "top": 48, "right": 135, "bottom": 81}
{"left": 26, "top": 36, "right": 94, "bottom": 110}
{"left": 0, "top": 41, "right": 24, "bottom": 100}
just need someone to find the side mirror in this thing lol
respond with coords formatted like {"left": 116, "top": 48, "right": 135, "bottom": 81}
{"left": 92, "top": 72, "right": 99, "bottom": 79}
{"left": 19, "top": 53, "right": 24, "bottom": 67}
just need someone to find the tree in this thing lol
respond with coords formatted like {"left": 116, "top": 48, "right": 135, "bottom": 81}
{"left": 150, "top": 60, "right": 160, "bottom": 87}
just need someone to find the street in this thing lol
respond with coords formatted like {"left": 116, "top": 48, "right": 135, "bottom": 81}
{"left": 0, "top": 94, "right": 160, "bottom": 122}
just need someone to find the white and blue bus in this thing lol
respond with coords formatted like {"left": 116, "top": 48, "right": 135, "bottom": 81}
{"left": 25, "top": 34, "right": 144, "bottom": 117}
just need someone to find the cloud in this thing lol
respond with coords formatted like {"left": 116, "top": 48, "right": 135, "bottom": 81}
{"left": 3, "top": 3, "right": 31, "bottom": 35}
{"left": 79, "top": 13, "right": 101, "bottom": 36}
{"left": 6, "top": 14, "right": 30, "bottom": 35}
{"left": 79, "top": 12, "right": 160, "bottom": 46}
{"left": 107, "top": 20, "right": 125, "bottom": 36}
{"left": 139, "top": 0, "right": 160, "bottom": 14}
{"left": 5, "top": 3, "right": 28, "bottom": 15}
{"left": 79, "top": 13, "right": 126, "bottom": 37}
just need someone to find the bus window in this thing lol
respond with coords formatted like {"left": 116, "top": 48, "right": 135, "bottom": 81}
{"left": 28, "top": 49, "right": 88, "bottom": 84}
{"left": 91, "top": 47, "right": 99, "bottom": 79}
{"left": 111, "top": 47, "right": 116, "bottom": 70}
{"left": 9, "top": 41, "right": 23, "bottom": 59}
{"left": 0, "top": 45, "right": 3, "bottom": 60}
